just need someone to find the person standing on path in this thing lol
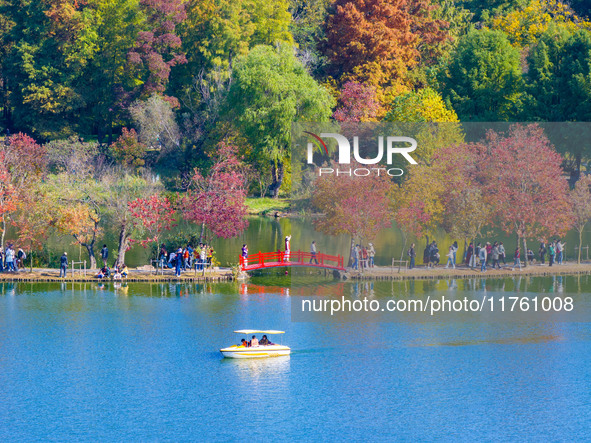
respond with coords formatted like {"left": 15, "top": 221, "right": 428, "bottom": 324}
{"left": 539, "top": 242, "right": 546, "bottom": 265}
{"left": 241, "top": 244, "right": 248, "bottom": 268}
{"left": 5, "top": 245, "right": 15, "bottom": 272}
{"left": 512, "top": 247, "right": 522, "bottom": 271}
{"left": 556, "top": 240, "right": 565, "bottom": 264}
{"left": 445, "top": 245, "right": 455, "bottom": 269}
{"left": 175, "top": 248, "right": 182, "bottom": 277}
{"left": 310, "top": 241, "right": 318, "bottom": 264}
{"left": 368, "top": 243, "right": 375, "bottom": 268}
{"left": 284, "top": 235, "right": 291, "bottom": 262}
{"left": 491, "top": 243, "right": 500, "bottom": 269}
{"left": 408, "top": 243, "right": 416, "bottom": 269}
{"left": 498, "top": 242, "right": 506, "bottom": 266}
{"left": 548, "top": 242, "right": 555, "bottom": 267}
{"left": 60, "top": 252, "right": 68, "bottom": 278}
{"left": 101, "top": 244, "right": 109, "bottom": 267}
{"left": 479, "top": 245, "right": 487, "bottom": 272}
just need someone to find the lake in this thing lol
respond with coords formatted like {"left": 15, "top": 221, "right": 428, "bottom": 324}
{"left": 33, "top": 216, "right": 591, "bottom": 269}
{"left": 0, "top": 275, "right": 589, "bottom": 440}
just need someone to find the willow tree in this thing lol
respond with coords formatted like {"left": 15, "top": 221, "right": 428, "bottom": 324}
{"left": 225, "top": 43, "right": 334, "bottom": 197}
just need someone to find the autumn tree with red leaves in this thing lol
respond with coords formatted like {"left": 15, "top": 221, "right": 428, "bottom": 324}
{"left": 110, "top": 128, "right": 147, "bottom": 170}
{"left": 311, "top": 163, "right": 395, "bottom": 265}
{"left": 129, "top": 194, "right": 176, "bottom": 260}
{"left": 482, "top": 125, "right": 573, "bottom": 267}
{"left": 333, "top": 81, "right": 381, "bottom": 122}
{"left": 0, "top": 133, "right": 47, "bottom": 251}
{"left": 13, "top": 184, "right": 50, "bottom": 272}
{"left": 570, "top": 175, "right": 591, "bottom": 263}
{"left": 128, "top": 0, "right": 187, "bottom": 97}
{"left": 182, "top": 142, "right": 249, "bottom": 243}
{"left": 323, "top": 0, "right": 448, "bottom": 87}
{"left": 0, "top": 152, "right": 16, "bottom": 252}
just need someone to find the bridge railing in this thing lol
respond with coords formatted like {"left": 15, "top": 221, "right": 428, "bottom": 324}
{"left": 239, "top": 250, "right": 344, "bottom": 271}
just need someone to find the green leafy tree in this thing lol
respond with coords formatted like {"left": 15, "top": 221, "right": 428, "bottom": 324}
{"left": 226, "top": 44, "right": 334, "bottom": 197}
{"left": 439, "top": 29, "right": 523, "bottom": 120}
{"left": 523, "top": 28, "right": 591, "bottom": 180}
{"left": 1, "top": 0, "right": 96, "bottom": 138}
{"left": 179, "top": 0, "right": 292, "bottom": 74}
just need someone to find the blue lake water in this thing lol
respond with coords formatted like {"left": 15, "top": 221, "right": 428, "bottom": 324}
{"left": 0, "top": 276, "right": 590, "bottom": 441}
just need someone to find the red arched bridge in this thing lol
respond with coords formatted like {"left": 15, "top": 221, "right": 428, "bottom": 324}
{"left": 239, "top": 251, "right": 346, "bottom": 272}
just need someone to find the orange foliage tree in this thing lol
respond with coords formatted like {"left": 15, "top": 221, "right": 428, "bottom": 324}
{"left": 323, "top": 0, "right": 448, "bottom": 88}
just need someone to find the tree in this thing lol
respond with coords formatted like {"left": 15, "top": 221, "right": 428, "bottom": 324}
{"left": 12, "top": 183, "right": 49, "bottom": 272}
{"left": 482, "top": 124, "right": 573, "bottom": 266}
{"left": 101, "top": 172, "right": 159, "bottom": 267}
{"left": 127, "top": 0, "right": 187, "bottom": 97}
{"left": 182, "top": 142, "right": 249, "bottom": 242}
{"left": 129, "top": 194, "right": 176, "bottom": 260}
{"left": 311, "top": 162, "right": 394, "bottom": 264}
{"left": 439, "top": 29, "right": 523, "bottom": 120}
{"left": 322, "top": 0, "right": 449, "bottom": 87}
{"left": 54, "top": 202, "right": 101, "bottom": 269}
{"left": 226, "top": 43, "right": 334, "bottom": 197}
{"left": 382, "top": 89, "right": 464, "bottom": 164}
{"left": 394, "top": 140, "right": 488, "bottom": 262}
{"left": 0, "top": 151, "right": 16, "bottom": 252}
{"left": 109, "top": 128, "right": 147, "bottom": 170}
{"left": 523, "top": 29, "right": 591, "bottom": 181}
{"left": 129, "top": 94, "right": 180, "bottom": 151}
{"left": 570, "top": 175, "right": 591, "bottom": 263}
{"left": 1, "top": 0, "right": 95, "bottom": 138}
{"left": 384, "top": 88, "right": 459, "bottom": 123}
{"left": 43, "top": 173, "right": 104, "bottom": 269}
{"left": 46, "top": 137, "right": 100, "bottom": 179}
{"left": 332, "top": 81, "right": 381, "bottom": 122}
{"left": 178, "top": 0, "right": 293, "bottom": 74}
{"left": 0, "top": 133, "right": 47, "bottom": 250}
{"left": 289, "top": 0, "right": 331, "bottom": 72}
{"left": 393, "top": 200, "right": 430, "bottom": 271}
{"left": 490, "top": 0, "right": 591, "bottom": 47}
{"left": 80, "top": 0, "right": 144, "bottom": 143}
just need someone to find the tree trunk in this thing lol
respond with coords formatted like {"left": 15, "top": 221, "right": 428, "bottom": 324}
{"left": 83, "top": 243, "right": 97, "bottom": 269}
{"left": 463, "top": 238, "right": 467, "bottom": 263}
{"left": 30, "top": 250, "right": 33, "bottom": 273}
{"left": 1, "top": 215, "right": 5, "bottom": 252}
{"left": 578, "top": 228, "right": 583, "bottom": 264}
{"left": 347, "top": 236, "right": 354, "bottom": 267}
{"left": 199, "top": 222, "right": 205, "bottom": 244}
{"left": 115, "top": 224, "right": 130, "bottom": 267}
{"left": 269, "top": 161, "right": 284, "bottom": 199}
{"left": 398, "top": 234, "right": 407, "bottom": 274}
{"left": 522, "top": 237, "right": 528, "bottom": 268}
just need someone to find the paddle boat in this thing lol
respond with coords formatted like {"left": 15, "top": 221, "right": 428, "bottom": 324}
{"left": 220, "top": 329, "right": 291, "bottom": 359}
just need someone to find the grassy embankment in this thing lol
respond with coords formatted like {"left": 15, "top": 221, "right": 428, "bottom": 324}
{"left": 245, "top": 198, "right": 290, "bottom": 215}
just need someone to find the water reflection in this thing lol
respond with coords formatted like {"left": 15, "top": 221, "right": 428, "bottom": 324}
{"left": 221, "top": 356, "right": 291, "bottom": 387}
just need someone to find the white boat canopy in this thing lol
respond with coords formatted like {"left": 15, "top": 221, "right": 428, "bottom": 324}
{"left": 234, "top": 329, "right": 285, "bottom": 335}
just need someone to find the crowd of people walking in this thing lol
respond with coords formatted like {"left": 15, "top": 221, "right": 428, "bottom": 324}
{"left": 158, "top": 243, "right": 215, "bottom": 277}
{"left": 415, "top": 238, "right": 568, "bottom": 272}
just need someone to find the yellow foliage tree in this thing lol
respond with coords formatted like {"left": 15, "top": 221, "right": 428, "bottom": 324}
{"left": 383, "top": 88, "right": 463, "bottom": 164}
{"left": 490, "top": 0, "right": 591, "bottom": 47}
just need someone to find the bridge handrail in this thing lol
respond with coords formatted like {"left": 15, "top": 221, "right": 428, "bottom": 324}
{"left": 239, "top": 250, "right": 344, "bottom": 271}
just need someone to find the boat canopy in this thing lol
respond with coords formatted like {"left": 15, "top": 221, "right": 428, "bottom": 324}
{"left": 234, "top": 329, "right": 285, "bottom": 335}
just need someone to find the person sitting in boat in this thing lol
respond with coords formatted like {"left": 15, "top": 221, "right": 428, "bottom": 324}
{"left": 259, "top": 335, "right": 274, "bottom": 346}
{"left": 250, "top": 335, "right": 259, "bottom": 347}
{"left": 239, "top": 338, "right": 249, "bottom": 347}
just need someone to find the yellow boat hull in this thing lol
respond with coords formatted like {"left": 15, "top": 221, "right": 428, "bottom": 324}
{"left": 219, "top": 344, "right": 291, "bottom": 359}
